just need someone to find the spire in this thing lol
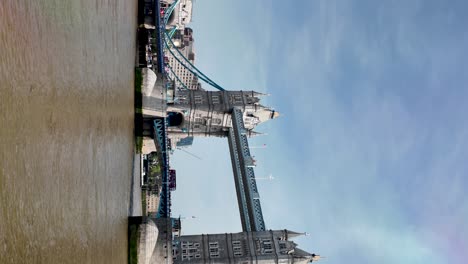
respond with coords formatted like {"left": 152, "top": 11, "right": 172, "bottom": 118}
{"left": 251, "top": 91, "right": 270, "bottom": 97}
{"left": 285, "top": 229, "right": 307, "bottom": 239}
{"left": 270, "top": 109, "right": 280, "bottom": 119}
{"left": 247, "top": 130, "right": 265, "bottom": 137}
{"left": 290, "top": 248, "right": 322, "bottom": 263}
{"left": 311, "top": 254, "right": 322, "bottom": 262}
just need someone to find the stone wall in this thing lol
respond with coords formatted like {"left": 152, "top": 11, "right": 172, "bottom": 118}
{"left": 137, "top": 218, "right": 159, "bottom": 264}
{"left": 130, "top": 217, "right": 173, "bottom": 264}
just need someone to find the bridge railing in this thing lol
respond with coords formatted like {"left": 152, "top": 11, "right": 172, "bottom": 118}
{"left": 228, "top": 127, "right": 252, "bottom": 232}
{"left": 153, "top": 0, "right": 165, "bottom": 73}
{"left": 153, "top": 118, "right": 171, "bottom": 218}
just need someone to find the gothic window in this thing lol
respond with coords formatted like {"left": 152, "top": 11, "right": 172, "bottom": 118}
{"left": 232, "top": 240, "right": 243, "bottom": 257}
{"left": 263, "top": 242, "right": 273, "bottom": 254}
{"left": 176, "top": 97, "right": 188, "bottom": 104}
{"left": 230, "top": 94, "right": 243, "bottom": 104}
{"left": 212, "top": 118, "right": 222, "bottom": 125}
{"left": 211, "top": 95, "right": 220, "bottom": 104}
{"left": 279, "top": 242, "right": 287, "bottom": 250}
{"left": 209, "top": 242, "right": 220, "bottom": 258}
{"left": 181, "top": 241, "right": 201, "bottom": 260}
{"left": 234, "top": 95, "right": 243, "bottom": 104}
{"left": 209, "top": 242, "right": 218, "bottom": 248}
{"left": 194, "top": 95, "right": 203, "bottom": 104}
{"left": 255, "top": 239, "right": 274, "bottom": 254}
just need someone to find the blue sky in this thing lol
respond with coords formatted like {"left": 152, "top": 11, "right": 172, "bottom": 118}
{"left": 171, "top": 1, "right": 468, "bottom": 263}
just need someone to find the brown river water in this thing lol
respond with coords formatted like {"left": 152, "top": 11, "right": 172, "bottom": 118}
{"left": 0, "top": 0, "right": 137, "bottom": 263}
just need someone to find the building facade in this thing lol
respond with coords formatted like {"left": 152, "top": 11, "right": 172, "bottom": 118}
{"left": 161, "top": 0, "right": 193, "bottom": 30}
{"left": 146, "top": 192, "right": 160, "bottom": 215}
{"left": 167, "top": 27, "right": 202, "bottom": 90}
{"left": 172, "top": 230, "right": 320, "bottom": 264}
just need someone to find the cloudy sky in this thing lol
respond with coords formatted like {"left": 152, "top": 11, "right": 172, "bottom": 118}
{"left": 171, "top": 1, "right": 468, "bottom": 263}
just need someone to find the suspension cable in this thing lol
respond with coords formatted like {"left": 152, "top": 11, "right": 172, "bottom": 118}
{"left": 163, "top": 42, "right": 224, "bottom": 90}
{"left": 163, "top": 32, "right": 226, "bottom": 91}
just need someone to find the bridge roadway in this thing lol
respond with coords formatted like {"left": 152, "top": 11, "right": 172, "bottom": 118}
{"left": 153, "top": 118, "right": 171, "bottom": 218}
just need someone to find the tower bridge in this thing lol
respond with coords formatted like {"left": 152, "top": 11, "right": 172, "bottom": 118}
{"left": 137, "top": 1, "right": 320, "bottom": 262}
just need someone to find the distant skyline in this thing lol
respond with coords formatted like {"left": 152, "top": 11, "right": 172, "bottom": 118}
{"left": 172, "top": 1, "right": 468, "bottom": 264}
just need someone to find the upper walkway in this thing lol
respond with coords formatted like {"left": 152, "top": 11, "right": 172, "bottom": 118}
{"left": 228, "top": 108, "right": 266, "bottom": 232}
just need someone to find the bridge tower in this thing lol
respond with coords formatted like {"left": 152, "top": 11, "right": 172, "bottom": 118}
{"left": 166, "top": 89, "right": 279, "bottom": 146}
{"left": 172, "top": 229, "right": 320, "bottom": 263}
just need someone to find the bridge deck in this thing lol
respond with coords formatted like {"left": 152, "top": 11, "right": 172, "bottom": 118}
{"left": 153, "top": 118, "right": 171, "bottom": 218}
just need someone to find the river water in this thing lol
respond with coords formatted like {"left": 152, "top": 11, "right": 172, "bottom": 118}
{"left": 0, "top": 1, "right": 137, "bottom": 263}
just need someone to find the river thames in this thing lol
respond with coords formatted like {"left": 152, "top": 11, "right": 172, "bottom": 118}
{"left": 0, "top": 0, "right": 137, "bottom": 263}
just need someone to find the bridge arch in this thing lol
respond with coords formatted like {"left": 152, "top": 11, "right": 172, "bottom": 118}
{"left": 167, "top": 111, "right": 184, "bottom": 127}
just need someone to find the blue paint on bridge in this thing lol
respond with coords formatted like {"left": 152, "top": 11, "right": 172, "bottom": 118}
{"left": 228, "top": 108, "right": 266, "bottom": 232}
{"left": 153, "top": 118, "right": 171, "bottom": 218}
{"left": 153, "top": 0, "right": 164, "bottom": 73}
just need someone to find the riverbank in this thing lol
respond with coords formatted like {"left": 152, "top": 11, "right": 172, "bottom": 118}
{"left": 135, "top": 68, "right": 144, "bottom": 153}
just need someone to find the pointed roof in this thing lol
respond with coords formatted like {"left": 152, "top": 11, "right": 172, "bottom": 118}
{"left": 251, "top": 91, "right": 270, "bottom": 97}
{"left": 291, "top": 248, "right": 321, "bottom": 263}
{"left": 292, "top": 247, "right": 314, "bottom": 257}
{"left": 247, "top": 130, "right": 265, "bottom": 137}
{"left": 271, "top": 110, "right": 280, "bottom": 119}
{"left": 253, "top": 104, "right": 270, "bottom": 110}
{"left": 285, "top": 229, "right": 307, "bottom": 239}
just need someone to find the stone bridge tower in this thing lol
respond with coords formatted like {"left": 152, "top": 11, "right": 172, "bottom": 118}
{"left": 171, "top": 229, "right": 320, "bottom": 264}
{"left": 166, "top": 89, "right": 279, "bottom": 146}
